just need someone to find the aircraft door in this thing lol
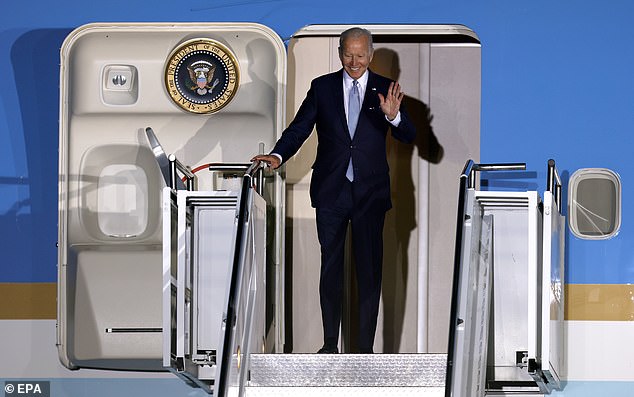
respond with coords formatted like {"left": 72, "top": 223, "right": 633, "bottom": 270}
{"left": 57, "top": 22, "right": 287, "bottom": 371}
{"left": 286, "top": 24, "right": 481, "bottom": 354}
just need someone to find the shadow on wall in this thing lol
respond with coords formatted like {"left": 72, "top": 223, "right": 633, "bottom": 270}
{"left": 174, "top": 38, "right": 278, "bottom": 165}
{"left": 371, "top": 48, "right": 443, "bottom": 353}
{"left": 0, "top": 28, "right": 72, "bottom": 282}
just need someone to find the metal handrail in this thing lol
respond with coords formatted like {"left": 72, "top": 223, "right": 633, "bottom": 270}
{"left": 245, "top": 160, "right": 263, "bottom": 178}
{"left": 168, "top": 154, "right": 196, "bottom": 191}
{"left": 216, "top": 160, "right": 265, "bottom": 397}
{"left": 145, "top": 126, "right": 188, "bottom": 190}
{"left": 445, "top": 160, "right": 473, "bottom": 397}
{"left": 547, "top": 159, "right": 562, "bottom": 213}
{"left": 205, "top": 162, "right": 265, "bottom": 196}
{"left": 208, "top": 163, "right": 252, "bottom": 171}
{"left": 446, "top": 159, "right": 527, "bottom": 397}
{"left": 467, "top": 162, "right": 527, "bottom": 188}
{"left": 461, "top": 159, "right": 476, "bottom": 181}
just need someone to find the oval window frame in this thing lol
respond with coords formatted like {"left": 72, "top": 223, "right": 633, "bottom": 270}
{"left": 568, "top": 168, "right": 621, "bottom": 240}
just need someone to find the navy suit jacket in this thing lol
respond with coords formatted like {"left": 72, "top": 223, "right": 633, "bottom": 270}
{"left": 272, "top": 69, "right": 416, "bottom": 213}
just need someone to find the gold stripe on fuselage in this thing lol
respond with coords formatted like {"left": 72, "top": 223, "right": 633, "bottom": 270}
{"left": 0, "top": 283, "right": 56, "bottom": 319}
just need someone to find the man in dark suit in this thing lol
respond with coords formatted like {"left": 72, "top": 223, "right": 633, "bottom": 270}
{"left": 252, "top": 27, "right": 416, "bottom": 354}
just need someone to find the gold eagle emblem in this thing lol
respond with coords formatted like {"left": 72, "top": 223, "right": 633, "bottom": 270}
{"left": 164, "top": 38, "right": 240, "bottom": 114}
{"left": 187, "top": 61, "right": 220, "bottom": 96}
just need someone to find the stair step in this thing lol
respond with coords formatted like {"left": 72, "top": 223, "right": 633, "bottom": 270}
{"left": 247, "top": 353, "right": 447, "bottom": 387}
{"left": 243, "top": 386, "right": 445, "bottom": 397}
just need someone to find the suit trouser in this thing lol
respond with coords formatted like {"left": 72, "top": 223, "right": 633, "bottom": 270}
{"left": 315, "top": 180, "right": 386, "bottom": 352}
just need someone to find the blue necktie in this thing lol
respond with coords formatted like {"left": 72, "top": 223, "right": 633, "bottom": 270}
{"left": 346, "top": 80, "right": 360, "bottom": 181}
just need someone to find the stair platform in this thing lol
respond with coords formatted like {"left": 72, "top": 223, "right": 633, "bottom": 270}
{"left": 242, "top": 353, "right": 446, "bottom": 396}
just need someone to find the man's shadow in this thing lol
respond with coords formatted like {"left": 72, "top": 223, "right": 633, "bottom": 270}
{"left": 173, "top": 38, "right": 278, "bottom": 175}
{"left": 370, "top": 47, "right": 443, "bottom": 353}
{"left": 170, "top": 38, "right": 283, "bottom": 351}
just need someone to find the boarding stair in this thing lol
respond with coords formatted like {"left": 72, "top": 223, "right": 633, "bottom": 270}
{"left": 156, "top": 130, "right": 565, "bottom": 397}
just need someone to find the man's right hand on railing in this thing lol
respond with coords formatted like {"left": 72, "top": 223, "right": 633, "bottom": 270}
{"left": 251, "top": 154, "right": 281, "bottom": 169}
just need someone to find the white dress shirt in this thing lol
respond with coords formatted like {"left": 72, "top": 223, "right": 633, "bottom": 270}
{"left": 272, "top": 70, "right": 402, "bottom": 163}
{"left": 343, "top": 70, "right": 401, "bottom": 127}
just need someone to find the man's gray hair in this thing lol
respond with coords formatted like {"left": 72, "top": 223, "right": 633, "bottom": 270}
{"left": 339, "top": 27, "right": 374, "bottom": 53}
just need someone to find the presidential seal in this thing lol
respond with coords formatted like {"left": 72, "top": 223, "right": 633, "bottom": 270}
{"left": 165, "top": 38, "right": 239, "bottom": 114}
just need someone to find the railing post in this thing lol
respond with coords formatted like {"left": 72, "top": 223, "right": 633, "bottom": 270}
{"left": 547, "top": 159, "right": 562, "bottom": 213}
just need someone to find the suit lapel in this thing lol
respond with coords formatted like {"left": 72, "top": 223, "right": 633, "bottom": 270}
{"left": 363, "top": 70, "right": 380, "bottom": 114}
{"left": 332, "top": 70, "right": 349, "bottom": 136}
{"left": 362, "top": 70, "right": 374, "bottom": 110}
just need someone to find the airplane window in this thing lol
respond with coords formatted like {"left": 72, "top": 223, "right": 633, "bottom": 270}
{"left": 97, "top": 164, "right": 148, "bottom": 238}
{"left": 568, "top": 168, "right": 621, "bottom": 239}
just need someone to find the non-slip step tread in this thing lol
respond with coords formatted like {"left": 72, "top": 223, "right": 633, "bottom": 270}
{"left": 243, "top": 386, "right": 446, "bottom": 397}
{"left": 247, "top": 353, "right": 447, "bottom": 387}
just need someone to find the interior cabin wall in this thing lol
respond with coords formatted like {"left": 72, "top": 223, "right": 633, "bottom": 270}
{"left": 284, "top": 36, "right": 331, "bottom": 352}
{"left": 427, "top": 43, "right": 481, "bottom": 351}
{"left": 286, "top": 32, "right": 480, "bottom": 353}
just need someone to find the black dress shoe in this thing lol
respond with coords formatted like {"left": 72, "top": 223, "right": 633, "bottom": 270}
{"left": 358, "top": 348, "right": 374, "bottom": 354}
{"left": 317, "top": 345, "right": 338, "bottom": 354}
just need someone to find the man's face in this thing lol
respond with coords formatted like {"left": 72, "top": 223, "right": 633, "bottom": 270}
{"left": 339, "top": 35, "right": 373, "bottom": 80}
